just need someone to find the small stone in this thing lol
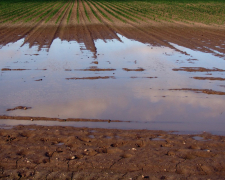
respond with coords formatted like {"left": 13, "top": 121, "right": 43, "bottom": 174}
{"left": 183, "top": 141, "right": 186, "bottom": 144}
{"left": 31, "top": 119, "right": 33, "bottom": 121}
{"left": 70, "top": 156, "right": 76, "bottom": 160}
{"left": 132, "top": 148, "right": 137, "bottom": 151}
{"left": 84, "top": 149, "right": 88, "bottom": 152}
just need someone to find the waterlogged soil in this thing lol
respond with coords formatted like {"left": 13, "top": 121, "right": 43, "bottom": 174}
{"left": 169, "top": 88, "right": 225, "bottom": 96}
{"left": 0, "top": 125, "right": 225, "bottom": 179}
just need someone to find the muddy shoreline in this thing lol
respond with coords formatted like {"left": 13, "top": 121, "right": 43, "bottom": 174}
{"left": 0, "top": 125, "right": 225, "bottom": 179}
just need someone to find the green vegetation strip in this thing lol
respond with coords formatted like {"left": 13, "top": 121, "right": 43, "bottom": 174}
{"left": 105, "top": 2, "right": 143, "bottom": 21}
{"left": 25, "top": 2, "right": 56, "bottom": 22}
{"left": 67, "top": 0, "right": 75, "bottom": 24}
{"left": 85, "top": 0, "right": 102, "bottom": 22}
{"left": 1, "top": 2, "right": 40, "bottom": 23}
{"left": 56, "top": 1, "right": 71, "bottom": 24}
{"left": 77, "top": 0, "right": 79, "bottom": 23}
{"left": 12, "top": 3, "right": 47, "bottom": 23}
{"left": 88, "top": 0, "right": 112, "bottom": 22}
{"left": 81, "top": 0, "right": 91, "bottom": 22}
{"left": 0, "top": 0, "right": 225, "bottom": 25}
{"left": 99, "top": 1, "right": 137, "bottom": 22}
{"left": 92, "top": 1, "right": 126, "bottom": 22}
{"left": 36, "top": 2, "right": 62, "bottom": 22}
{"left": 45, "top": 1, "right": 67, "bottom": 23}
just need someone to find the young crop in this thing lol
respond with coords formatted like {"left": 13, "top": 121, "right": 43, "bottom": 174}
{"left": 24, "top": 2, "right": 55, "bottom": 22}
{"left": 85, "top": 0, "right": 102, "bottom": 22}
{"left": 45, "top": 1, "right": 67, "bottom": 23}
{"left": 67, "top": 0, "right": 75, "bottom": 24}
{"left": 56, "top": 1, "right": 71, "bottom": 24}
{"left": 101, "top": 1, "right": 141, "bottom": 22}
{"left": 89, "top": 0, "right": 112, "bottom": 22}
{"left": 92, "top": 1, "right": 126, "bottom": 23}
{"left": 0, "top": 0, "right": 224, "bottom": 25}
{"left": 77, "top": 0, "right": 79, "bottom": 23}
{"left": 81, "top": 0, "right": 91, "bottom": 22}
{"left": 36, "top": 2, "right": 62, "bottom": 22}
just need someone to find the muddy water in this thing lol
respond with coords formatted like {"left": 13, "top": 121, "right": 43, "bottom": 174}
{"left": 0, "top": 34, "right": 225, "bottom": 134}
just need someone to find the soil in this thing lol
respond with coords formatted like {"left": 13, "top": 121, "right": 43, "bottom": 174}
{"left": 66, "top": 76, "right": 116, "bottom": 80}
{"left": 169, "top": 88, "right": 225, "bottom": 95}
{"left": 0, "top": 125, "right": 225, "bottom": 179}
{"left": 123, "top": 68, "right": 145, "bottom": 72}
{"left": 6, "top": 107, "right": 32, "bottom": 112}
{"left": 130, "top": 77, "right": 158, "bottom": 79}
{"left": 192, "top": 77, "right": 225, "bottom": 81}
{"left": 172, "top": 67, "right": 225, "bottom": 72}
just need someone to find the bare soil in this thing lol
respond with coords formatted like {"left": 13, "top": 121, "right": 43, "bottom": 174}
{"left": 169, "top": 88, "right": 225, "bottom": 95}
{"left": 66, "top": 76, "right": 116, "bottom": 80}
{"left": 172, "top": 67, "right": 225, "bottom": 72}
{"left": 192, "top": 77, "right": 225, "bottom": 81}
{"left": 0, "top": 125, "right": 225, "bottom": 179}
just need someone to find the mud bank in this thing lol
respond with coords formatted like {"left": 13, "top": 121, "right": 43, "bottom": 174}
{"left": 0, "top": 125, "right": 225, "bottom": 179}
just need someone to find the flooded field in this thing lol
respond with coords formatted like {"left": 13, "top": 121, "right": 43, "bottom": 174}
{"left": 1, "top": 0, "right": 225, "bottom": 178}
{"left": 0, "top": 24, "right": 225, "bottom": 134}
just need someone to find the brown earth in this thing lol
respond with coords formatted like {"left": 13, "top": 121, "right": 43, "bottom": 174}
{"left": 66, "top": 76, "right": 116, "bottom": 80}
{"left": 172, "top": 67, "right": 225, "bottom": 72}
{"left": 0, "top": 125, "right": 225, "bottom": 179}
{"left": 169, "top": 88, "right": 225, "bottom": 95}
{"left": 192, "top": 77, "right": 225, "bottom": 81}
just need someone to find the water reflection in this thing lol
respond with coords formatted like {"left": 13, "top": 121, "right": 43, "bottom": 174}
{"left": 0, "top": 27, "right": 225, "bottom": 133}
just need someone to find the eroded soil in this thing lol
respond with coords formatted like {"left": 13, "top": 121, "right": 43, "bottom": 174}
{"left": 0, "top": 125, "right": 225, "bottom": 179}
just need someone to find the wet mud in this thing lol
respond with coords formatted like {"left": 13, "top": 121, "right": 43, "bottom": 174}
{"left": 0, "top": 115, "right": 124, "bottom": 122}
{"left": 192, "top": 77, "right": 225, "bottom": 81}
{"left": 169, "top": 88, "right": 225, "bottom": 95}
{"left": 172, "top": 67, "right": 225, "bottom": 72}
{"left": 6, "top": 106, "right": 32, "bottom": 112}
{"left": 72, "top": 67, "right": 116, "bottom": 71}
{"left": 0, "top": 24, "right": 225, "bottom": 59}
{"left": 130, "top": 76, "right": 158, "bottom": 79}
{"left": 123, "top": 68, "right": 145, "bottom": 72}
{"left": 0, "top": 125, "right": 225, "bottom": 179}
{"left": 65, "top": 76, "right": 116, "bottom": 80}
{"left": 1, "top": 68, "right": 47, "bottom": 71}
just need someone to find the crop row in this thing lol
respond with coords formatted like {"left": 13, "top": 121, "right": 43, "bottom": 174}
{"left": 0, "top": 0, "right": 224, "bottom": 25}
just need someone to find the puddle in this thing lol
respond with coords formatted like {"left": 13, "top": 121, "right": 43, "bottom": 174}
{"left": 0, "top": 31, "right": 225, "bottom": 135}
{"left": 88, "top": 135, "right": 95, "bottom": 139}
{"left": 56, "top": 142, "right": 64, "bottom": 146}
{"left": 151, "top": 136, "right": 165, "bottom": 141}
{"left": 192, "top": 136, "right": 206, "bottom": 141}
{"left": 0, "top": 125, "right": 13, "bottom": 130}
{"left": 105, "top": 136, "right": 111, "bottom": 139}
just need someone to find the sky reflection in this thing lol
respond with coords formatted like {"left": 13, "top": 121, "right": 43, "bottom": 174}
{"left": 0, "top": 33, "right": 225, "bottom": 133}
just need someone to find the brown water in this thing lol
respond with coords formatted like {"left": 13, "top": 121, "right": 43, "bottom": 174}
{"left": 1, "top": 34, "right": 225, "bottom": 134}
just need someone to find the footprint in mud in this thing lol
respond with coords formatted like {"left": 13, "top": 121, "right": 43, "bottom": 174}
{"left": 107, "top": 148, "right": 123, "bottom": 154}
{"left": 120, "top": 153, "right": 134, "bottom": 158}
